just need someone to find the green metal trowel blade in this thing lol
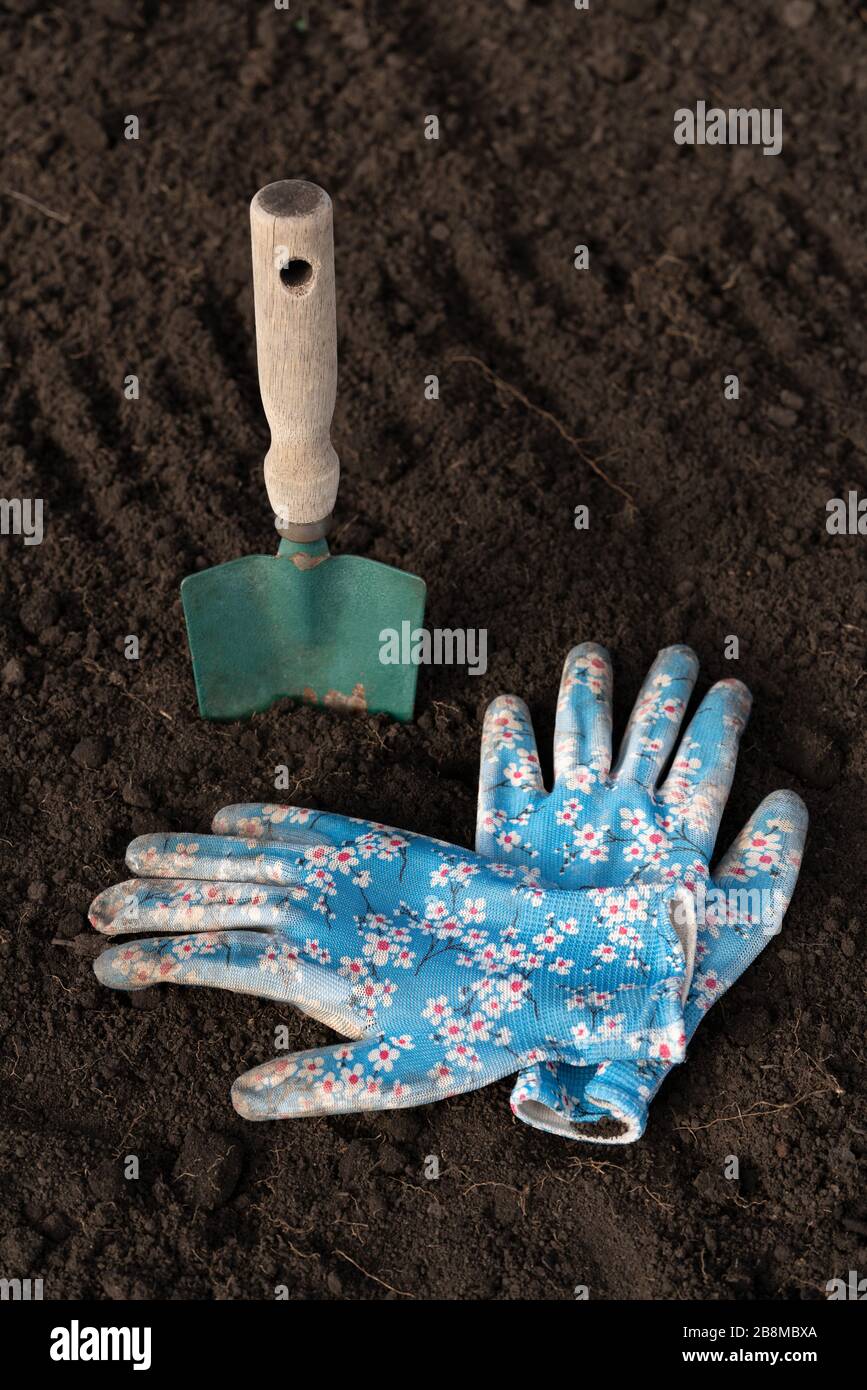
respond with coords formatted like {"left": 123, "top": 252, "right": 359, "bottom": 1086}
{"left": 181, "top": 544, "right": 427, "bottom": 722}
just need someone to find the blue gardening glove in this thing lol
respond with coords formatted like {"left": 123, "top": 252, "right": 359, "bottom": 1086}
{"left": 476, "top": 644, "right": 807, "bottom": 1143}
{"left": 89, "top": 808, "right": 695, "bottom": 1121}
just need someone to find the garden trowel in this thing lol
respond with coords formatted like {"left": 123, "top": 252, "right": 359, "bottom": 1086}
{"left": 181, "top": 180, "right": 426, "bottom": 721}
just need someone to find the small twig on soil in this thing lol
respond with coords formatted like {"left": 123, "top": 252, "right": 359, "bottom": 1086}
{"left": 629, "top": 1182, "right": 675, "bottom": 1214}
{"left": 431, "top": 701, "right": 461, "bottom": 721}
{"left": 334, "top": 1248, "right": 415, "bottom": 1298}
{"left": 114, "top": 1105, "right": 147, "bottom": 1159}
{"left": 330, "top": 513, "right": 359, "bottom": 546}
{"left": 286, "top": 1240, "right": 320, "bottom": 1262}
{"left": 2, "top": 187, "right": 71, "bottom": 225}
{"left": 813, "top": 1060, "right": 846, "bottom": 1094}
{"left": 396, "top": 1177, "right": 441, "bottom": 1203}
{"left": 81, "top": 658, "right": 174, "bottom": 722}
{"left": 731, "top": 1192, "right": 766, "bottom": 1211}
{"left": 448, "top": 352, "right": 635, "bottom": 506}
{"left": 664, "top": 326, "right": 701, "bottom": 349}
{"left": 571, "top": 1156, "right": 625, "bottom": 1178}
{"left": 675, "top": 1086, "right": 836, "bottom": 1138}
{"left": 792, "top": 1011, "right": 846, "bottom": 1097}
{"left": 569, "top": 1156, "right": 673, "bottom": 1212}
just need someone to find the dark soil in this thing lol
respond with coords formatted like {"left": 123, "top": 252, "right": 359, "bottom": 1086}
{"left": 1, "top": 0, "right": 865, "bottom": 1301}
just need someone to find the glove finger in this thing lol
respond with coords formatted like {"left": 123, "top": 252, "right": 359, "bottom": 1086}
{"left": 687, "top": 789, "right": 808, "bottom": 1027}
{"left": 89, "top": 877, "right": 309, "bottom": 935}
{"left": 712, "top": 787, "right": 807, "bottom": 917}
{"left": 658, "top": 678, "right": 752, "bottom": 853}
{"left": 612, "top": 645, "right": 699, "bottom": 787}
{"left": 212, "top": 804, "right": 319, "bottom": 838}
{"left": 124, "top": 831, "right": 324, "bottom": 883}
{"left": 232, "top": 1035, "right": 512, "bottom": 1121}
{"left": 552, "top": 642, "right": 614, "bottom": 785}
{"left": 476, "top": 695, "right": 544, "bottom": 856}
{"left": 93, "top": 930, "right": 364, "bottom": 1034}
{"left": 210, "top": 806, "right": 420, "bottom": 864}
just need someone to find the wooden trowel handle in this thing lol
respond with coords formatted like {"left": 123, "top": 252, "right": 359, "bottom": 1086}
{"left": 250, "top": 181, "right": 338, "bottom": 540}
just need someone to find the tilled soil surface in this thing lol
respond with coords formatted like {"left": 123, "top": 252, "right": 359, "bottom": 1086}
{"left": 1, "top": 0, "right": 865, "bottom": 1300}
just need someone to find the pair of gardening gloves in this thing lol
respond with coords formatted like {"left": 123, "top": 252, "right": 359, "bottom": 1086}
{"left": 89, "top": 645, "right": 807, "bottom": 1142}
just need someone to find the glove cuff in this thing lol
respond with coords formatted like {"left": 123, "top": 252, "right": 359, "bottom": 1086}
{"left": 508, "top": 883, "right": 696, "bottom": 1140}
{"left": 509, "top": 1062, "right": 654, "bottom": 1143}
{"left": 510, "top": 1049, "right": 678, "bottom": 1142}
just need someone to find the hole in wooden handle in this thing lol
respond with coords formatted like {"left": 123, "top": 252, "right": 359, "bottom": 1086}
{"left": 279, "top": 258, "right": 314, "bottom": 293}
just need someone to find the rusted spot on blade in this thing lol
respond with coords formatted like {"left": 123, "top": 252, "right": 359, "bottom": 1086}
{"left": 290, "top": 552, "right": 329, "bottom": 571}
{"left": 302, "top": 683, "right": 368, "bottom": 712}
